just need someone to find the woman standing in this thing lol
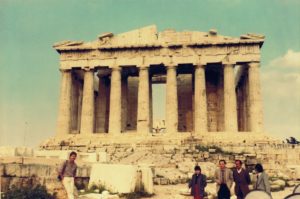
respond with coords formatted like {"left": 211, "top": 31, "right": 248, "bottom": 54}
{"left": 253, "top": 163, "right": 271, "bottom": 196}
{"left": 188, "top": 165, "right": 207, "bottom": 199}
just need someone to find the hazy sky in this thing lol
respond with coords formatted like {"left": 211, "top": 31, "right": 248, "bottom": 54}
{"left": 0, "top": 0, "right": 299, "bottom": 147}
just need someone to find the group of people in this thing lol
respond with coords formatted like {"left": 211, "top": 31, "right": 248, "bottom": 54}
{"left": 58, "top": 152, "right": 271, "bottom": 199}
{"left": 189, "top": 160, "right": 271, "bottom": 199}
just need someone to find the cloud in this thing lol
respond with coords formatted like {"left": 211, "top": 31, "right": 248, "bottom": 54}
{"left": 262, "top": 71, "right": 300, "bottom": 98}
{"left": 261, "top": 50, "right": 300, "bottom": 139}
{"left": 269, "top": 50, "right": 300, "bottom": 68}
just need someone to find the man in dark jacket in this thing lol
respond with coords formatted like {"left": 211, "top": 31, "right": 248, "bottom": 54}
{"left": 188, "top": 165, "right": 207, "bottom": 199}
{"left": 233, "top": 160, "right": 251, "bottom": 199}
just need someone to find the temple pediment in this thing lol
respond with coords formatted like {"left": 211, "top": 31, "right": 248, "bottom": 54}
{"left": 53, "top": 25, "right": 264, "bottom": 51}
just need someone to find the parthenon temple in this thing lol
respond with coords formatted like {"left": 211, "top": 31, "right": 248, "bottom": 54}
{"left": 53, "top": 25, "right": 265, "bottom": 137}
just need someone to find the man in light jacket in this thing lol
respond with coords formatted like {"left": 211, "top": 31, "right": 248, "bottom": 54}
{"left": 215, "top": 160, "right": 233, "bottom": 199}
{"left": 253, "top": 163, "right": 271, "bottom": 195}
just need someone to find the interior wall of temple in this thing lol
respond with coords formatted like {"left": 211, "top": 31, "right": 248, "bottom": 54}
{"left": 206, "top": 65, "right": 224, "bottom": 132}
{"left": 237, "top": 68, "right": 250, "bottom": 132}
{"left": 149, "top": 77, "right": 153, "bottom": 132}
{"left": 77, "top": 81, "right": 83, "bottom": 133}
{"left": 121, "top": 75, "right": 128, "bottom": 132}
{"left": 178, "top": 74, "right": 193, "bottom": 132}
{"left": 127, "top": 76, "right": 138, "bottom": 131}
{"left": 70, "top": 72, "right": 82, "bottom": 134}
{"left": 95, "top": 75, "right": 110, "bottom": 133}
{"left": 217, "top": 67, "right": 224, "bottom": 132}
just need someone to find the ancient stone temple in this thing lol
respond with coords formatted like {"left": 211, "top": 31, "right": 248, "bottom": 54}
{"left": 53, "top": 25, "right": 264, "bottom": 138}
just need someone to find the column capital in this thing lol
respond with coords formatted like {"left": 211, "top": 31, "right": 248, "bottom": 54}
{"left": 222, "top": 63, "right": 235, "bottom": 67}
{"left": 138, "top": 66, "right": 150, "bottom": 70}
{"left": 248, "top": 61, "right": 260, "bottom": 68}
{"left": 110, "top": 66, "right": 121, "bottom": 71}
{"left": 82, "top": 67, "right": 94, "bottom": 72}
{"left": 165, "top": 64, "right": 177, "bottom": 70}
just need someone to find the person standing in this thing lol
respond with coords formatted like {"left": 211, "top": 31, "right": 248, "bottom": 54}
{"left": 253, "top": 163, "right": 271, "bottom": 195}
{"left": 188, "top": 165, "right": 207, "bottom": 199}
{"left": 233, "top": 160, "right": 251, "bottom": 199}
{"left": 215, "top": 160, "right": 233, "bottom": 199}
{"left": 58, "top": 151, "right": 78, "bottom": 199}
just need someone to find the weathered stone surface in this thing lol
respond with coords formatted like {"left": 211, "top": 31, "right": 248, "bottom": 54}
{"left": 0, "top": 146, "right": 33, "bottom": 157}
{"left": 34, "top": 150, "right": 71, "bottom": 159}
{"left": 88, "top": 163, "right": 153, "bottom": 194}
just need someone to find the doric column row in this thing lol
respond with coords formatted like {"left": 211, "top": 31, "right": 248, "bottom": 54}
{"left": 56, "top": 62, "right": 264, "bottom": 136}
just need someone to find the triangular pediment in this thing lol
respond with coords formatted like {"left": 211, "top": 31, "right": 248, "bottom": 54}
{"left": 54, "top": 25, "right": 264, "bottom": 50}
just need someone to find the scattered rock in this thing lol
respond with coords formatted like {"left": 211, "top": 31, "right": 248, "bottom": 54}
{"left": 277, "top": 172, "right": 290, "bottom": 181}
{"left": 270, "top": 184, "right": 283, "bottom": 192}
{"left": 272, "top": 179, "right": 286, "bottom": 187}
{"left": 160, "top": 178, "right": 169, "bottom": 185}
{"left": 286, "top": 181, "right": 296, "bottom": 187}
{"left": 208, "top": 149, "right": 216, "bottom": 153}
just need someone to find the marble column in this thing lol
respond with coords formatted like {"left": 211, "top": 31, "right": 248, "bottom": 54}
{"left": 80, "top": 68, "right": 95, "bottom": 135}
{"left": 166, "top": 65, "right": 178, "bottom": 133}
{"left": 137, "top": 67, "right": 150, "bottom": 134}
{"left": 56, "top": 69, "right": 72, "bottom": 136}
{"left": 248, "top": 62, "right": 264, "bottom": 132}
{"left": 108, "top": 67, "right": 122, "bottom": 135}
{"left": 194, "top": 64, "right": 208, "bottom": 133}
{"left": 223, "top": 64, "right": 238, "bottom": 132}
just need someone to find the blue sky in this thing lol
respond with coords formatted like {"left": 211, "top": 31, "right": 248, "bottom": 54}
{"left": 0, "top": 0, "right": 299, "bottom": 146}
